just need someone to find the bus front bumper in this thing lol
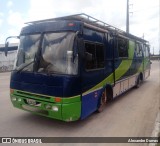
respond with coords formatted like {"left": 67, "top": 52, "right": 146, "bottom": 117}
{"left": 10, "top": 89, "right": 81, "bottom": 122}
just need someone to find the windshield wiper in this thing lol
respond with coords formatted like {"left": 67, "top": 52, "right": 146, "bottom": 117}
{"left": 17, "top": 60, "right": 34, "bottom": 73}
{"left": 17, "top": 49, "right": 39, "bottom": 73}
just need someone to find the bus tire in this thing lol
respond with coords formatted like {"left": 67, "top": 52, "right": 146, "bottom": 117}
{"left": 97, "top": 87, "right": 113, "bottom": 113}
{"left": 106, "top": 87, "right": 113, "bottom": 102}
{"left": 97, "top": 91, "right": 107, "bottom": 113}
{"left": 135, "top": 75, "right": 141, "bottom": 88}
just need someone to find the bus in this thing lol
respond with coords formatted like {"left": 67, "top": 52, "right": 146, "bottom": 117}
{"left": 5, "top": 13, "right": 150, "bottom": 122}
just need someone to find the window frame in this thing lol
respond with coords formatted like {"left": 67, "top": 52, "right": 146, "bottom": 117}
{"left": 84, "top": 41, "right": 105, "bottom": 72}
{"left": 117, "top": 37, "right": 129, "bottom": 58}
{"left": 135, "top": 42, "right": 143, "bottom": 57}
{"left": 145, "top": 45, "right": 150, "bottom": 57}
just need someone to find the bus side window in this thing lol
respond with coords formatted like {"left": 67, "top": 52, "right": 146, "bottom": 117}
{"left": 85, "top": 42, "right": 104, "bottom": 70}
{"left": 136, "top": 43, "right": 142, "bottom": 57}
{"left": 143, "top": 45, "right": 146, "bottom": 57}
{"left": 145, "top": 46, "right": 149, "bottom": 57}
{"left": 117, "top": 38, "right": 128, "bottom": 58}
{"left": 85, "top": 43, "right": 96, "bottom": 70}
{"left": 96, "top": 44, "right": 105, "bottom": 68}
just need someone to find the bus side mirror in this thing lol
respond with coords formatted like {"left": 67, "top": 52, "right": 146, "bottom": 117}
{"left": 5, "top": 41, "right": 9, "bottom": 56}
{"left": 4, "top": 36, "right": 19, "bottom": 56}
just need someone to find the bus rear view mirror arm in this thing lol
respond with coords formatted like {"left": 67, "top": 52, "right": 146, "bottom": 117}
{"left": 5, "top": 42, "right": 9, "bottom": 56}
{"left": 5, "top": 36, "right": 19, "bottom": 57}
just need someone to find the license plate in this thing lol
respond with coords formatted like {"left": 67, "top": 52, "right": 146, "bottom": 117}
{"left": 26, "top": 98, "right": 36, "bottom": 105}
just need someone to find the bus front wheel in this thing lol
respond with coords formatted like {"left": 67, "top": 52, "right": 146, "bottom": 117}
{"left": 97, "top": 87, "right": 113, "bottom": 112}
{"left": 97, "top": 91, "right": 107, "bottom": 113}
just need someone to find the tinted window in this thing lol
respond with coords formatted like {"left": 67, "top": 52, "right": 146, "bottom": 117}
{"left": 145, "top": 46, "right": 149, "bottom": 57}
{"left": 40, "top": 32, "right": 78, "bottom": 75}
{"left": 85, "top": 42, "right": 104, "bottom": 70}
{"left": 135, "top": 43, "right": 143, "bottom": 57}
{"left": 117, "top": 38, "right": 128, "bottom": 58}
{"left": 14, "top": 34, "right": 41, "bottom": 71}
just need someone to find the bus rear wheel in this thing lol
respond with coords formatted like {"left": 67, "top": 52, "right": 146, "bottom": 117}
{"left": 135, "top": 74, "right": 143, "bottom": 88}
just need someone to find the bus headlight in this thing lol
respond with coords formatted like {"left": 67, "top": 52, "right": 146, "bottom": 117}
{"left": 18, "top": 98, "right": 22, "bottom": 102}
{"left": 52, "top": 106, "right": 58, "bottom": 112}
{"left": 11, "top": 96, "right": 16, "bottom": 101}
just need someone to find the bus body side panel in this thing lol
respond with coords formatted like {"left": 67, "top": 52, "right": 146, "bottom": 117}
{"left": 80, "top": 28, "right": 105, "bottom": 119}
{"left": 143, "top": 59, "right": 150, "bottom": 79}
{"left": 81, "top": 88, "right": 104, "bottom": 119}
{"left": 114, "top": 40, "right": 135, "bottom": 80}
{"left": 112, "top": 40, "right": 138, "bottom": 97}
{"left": 121, "top": 41, "right": 143, "bottom": 78}
{"left": 143, "top": 46, "right": 151, "bottom": 80}
{"left": 80, "top": 28, "right": 123, "bottom": 119}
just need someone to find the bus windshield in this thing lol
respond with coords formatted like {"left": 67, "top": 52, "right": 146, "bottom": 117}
{"left": 14, "top": 32, "right": 78, "bottom": 75}
{"left": 14, "top": 34, "right": 41, "bottom": 72}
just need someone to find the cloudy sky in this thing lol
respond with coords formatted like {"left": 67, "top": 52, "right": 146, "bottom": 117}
{"left": 0, "top": 0, "right": 159, "bottom": 54}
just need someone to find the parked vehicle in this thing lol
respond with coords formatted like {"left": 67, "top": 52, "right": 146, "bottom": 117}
{"left": 5, "top": 14, "right": 150, "bottom": 121}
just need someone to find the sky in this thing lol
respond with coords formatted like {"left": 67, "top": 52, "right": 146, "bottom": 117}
{"left": 0, "top": 0, "right": 159, "bottom": 54}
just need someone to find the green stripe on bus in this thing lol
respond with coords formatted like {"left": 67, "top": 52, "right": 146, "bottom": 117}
{"left": 85, "top": 40, "right": 135, "bottom": 93}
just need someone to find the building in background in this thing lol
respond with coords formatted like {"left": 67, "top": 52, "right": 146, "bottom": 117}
{"left": 0, "top": 43, "right": 18, "bottom": 72}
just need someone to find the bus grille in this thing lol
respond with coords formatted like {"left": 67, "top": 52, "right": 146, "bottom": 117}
{"left": 16, "top": 91, "right": 51, "bottom": 100}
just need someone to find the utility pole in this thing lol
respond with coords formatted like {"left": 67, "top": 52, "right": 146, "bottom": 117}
{"left": 126, "top": 0, "right": 129, "bottom": 33}
{"left": 159, "top": 0, "right": 160, "bottom": 57}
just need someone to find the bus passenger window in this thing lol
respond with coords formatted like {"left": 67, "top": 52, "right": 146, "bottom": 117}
{"left": 85, "top": 42, "right": 104, "bottom": 70}
{"left": 145, "top": 46, "right": 149, "bottom": 57}
{"left": 136, "top": 43, "right": 142, "bottom": 57}
{"left": 117, "top": 38, "right": 128, "bottom": 58}
{"left": 96, "top": 44, "right": 104, "bottom": 68}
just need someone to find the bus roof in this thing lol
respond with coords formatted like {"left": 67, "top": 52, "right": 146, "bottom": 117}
{"left": 26, "top": 13, "right": 148, "bottom": 44}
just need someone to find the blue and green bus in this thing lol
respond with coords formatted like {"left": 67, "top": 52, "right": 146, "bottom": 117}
{"left": 5, "top": 14, "right": 150, "bottom": 122}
